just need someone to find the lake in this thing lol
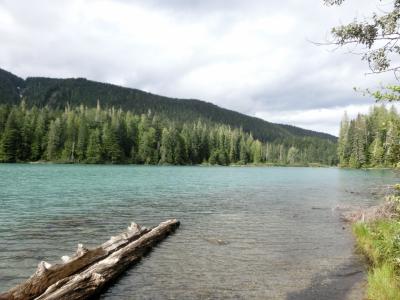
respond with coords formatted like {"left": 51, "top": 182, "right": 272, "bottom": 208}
{"left": 0, "top": 165, "right": 399, "bottom": 299}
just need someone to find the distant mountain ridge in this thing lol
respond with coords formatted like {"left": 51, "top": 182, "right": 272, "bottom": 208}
{"left": 0, "top": 67, "right": 336, "bottom": 143}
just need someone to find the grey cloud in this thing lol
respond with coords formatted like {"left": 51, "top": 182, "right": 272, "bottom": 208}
{"left": 0, "top": 0, "right": 393, "bottom": 134}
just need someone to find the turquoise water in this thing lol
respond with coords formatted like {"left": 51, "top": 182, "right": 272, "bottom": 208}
{"left": 0, "top": 165, "right": 399, "bottom": 299}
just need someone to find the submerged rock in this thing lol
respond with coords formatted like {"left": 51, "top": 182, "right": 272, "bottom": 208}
{"left": 203, "top": 237, "right": 229, "bottom": 246}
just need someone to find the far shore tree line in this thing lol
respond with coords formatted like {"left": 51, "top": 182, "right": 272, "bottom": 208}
{"left": 0, "top": 102, "right": 337, "bottom": 166}
{"left": 338, "top": 105, "right": 400, "bottom": 168}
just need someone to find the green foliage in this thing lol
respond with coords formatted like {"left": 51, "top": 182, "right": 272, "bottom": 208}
{"left": 337, "top": 105, "right": 400, "bottom": 168}
{"left": 0, "top": 103, "right": 338, "bottom": 165}
{"left": 287, "top": 146, "right": 299, "bottom": 165}
{"left": 368, "top": 264, "right": 400, "bottom": 300}
{"left": 0, "top": 109, "right": 21, "bottom": 162}
{"left": 46, "top": 118, "right": 63, "bottom": 161}
{"left": 86, "top": 129, "right": 102, "bottom": 163}
{"left": 324, "top": 0, "right": 400, "bottom": 75}
{"left": 353, "top": 219, "right": 400, "bottom": 299}
{"left": 370, "top": 85, "right": 400, "bottom": 102}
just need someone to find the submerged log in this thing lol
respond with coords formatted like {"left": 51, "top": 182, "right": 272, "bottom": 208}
{"left": 36, "top": 219, "right": 180, "bottom": 300}
{"left": 0, "top": 221, "right": 160, "bottom": 300}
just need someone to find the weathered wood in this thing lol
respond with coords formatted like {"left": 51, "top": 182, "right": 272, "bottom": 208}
{"left": 36, "top": 219, "right": 180, "bottom": 300}
{"left": 0, "top": 223, "right": 150, "bottom": 300}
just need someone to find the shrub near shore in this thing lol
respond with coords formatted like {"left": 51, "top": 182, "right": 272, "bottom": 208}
{"left": 352, "top": 190, "right": 400, "bottom": 299}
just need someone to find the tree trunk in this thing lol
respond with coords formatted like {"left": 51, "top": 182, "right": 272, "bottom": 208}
{"left": 36, "top": 219, "right": 180, "bottom": 300}
{"left": 0, "top": 220, "right": 178, "bottom": 300}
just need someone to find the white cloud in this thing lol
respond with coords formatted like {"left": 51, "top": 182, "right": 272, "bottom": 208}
{"left": 256, "top": 104, "right": 400, "bottom": 136}
{"left": 256, "top": 105, "right": 370, "bottom": 136}
{"left": 0, "top": 0, "right": 396, "bottom": 134}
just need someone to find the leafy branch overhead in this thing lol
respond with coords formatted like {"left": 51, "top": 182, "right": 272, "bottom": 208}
{"left": 364, "top": 85, "right": 400, "bottom": 101}
{"left": 323, "top": 0, "right": 400, "bottom": 76}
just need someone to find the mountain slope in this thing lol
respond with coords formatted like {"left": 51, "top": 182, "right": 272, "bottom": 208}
{"left": 0, "top": 68, "right": 25, "bottom": 104}
{"left": 0, "top": 68, "right": 336, "bottom": 143}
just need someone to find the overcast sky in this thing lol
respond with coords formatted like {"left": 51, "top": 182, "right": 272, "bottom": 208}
{"left": 0, "top": 0, "right": 396, "bottom": 135}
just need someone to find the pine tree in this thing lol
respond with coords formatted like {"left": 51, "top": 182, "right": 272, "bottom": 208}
{"left": 46, "top": 118, "right": 63, "bottom": 161}
{"left": 61, "top": 111, "right": 78, "bottom": 162}
{"left": 86, "top": 128, "right": 102, "bottom": 163}
{"left": 384, "top": 120, "right": 400, "bottom": 166}
{"left": 31, "top": 111, "right": 47, "bottom": 161}
{"left": 102, "top": 123, "right": 123, "bottom": 163}
{"left": 217, "top": 150, "right": 228, "bottom": 165}
{"left": 252, "top": 140, "right": 263, "bottom": 164}
{"left": 76, "top": 117, "right": 89, "bottom": 162}
{"left": 279, "top": 144, "right": 286, "bottom": 164}
{"left": 239, "top": 136, "right": 249, "bottom": 164}
{"left": 338, "top": 112, "right": 350, "bottom": 166}
{"left": 160, "top": 128, "right": 173, "bottom": 164}
{"left": 0, "top": 109, "right": 21, "bottom": 162}
{"left": 209, "top": 150, "right": 219, "bottom": 165}
{"left": 19, "top": 110, "right": 34, "bottom": 161}
{"left": 349, "top": 115, "right": 368, "bottom": 168}
{"left": 138, "top": 127, "right": 157, "bottom": 164}
{"left": 369, "top": 134, "right": 384, "bottom": 166}
{"left": 229, "top": 132, "right": 239, "bottom": 163}
{"left": 287, "top": 146, "right": 299, "bottom": 165}
{"left": 173, "top": 130, "right": 185, "bottom": 165}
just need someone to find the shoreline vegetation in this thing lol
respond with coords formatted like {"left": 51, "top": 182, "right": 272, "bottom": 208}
{"left": 342, "top": 186, "right": 400, "bottom": 300}
{"left": 0, "top": 102, "right": 337, "bottom": 166}
{"left": 21, "top": 161, "right": 332, "bottom": 168}
{"left": 14, "top": 159, "right": 400, "bottom": 169}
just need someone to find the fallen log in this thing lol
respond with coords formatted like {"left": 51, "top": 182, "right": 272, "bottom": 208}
{"left": 0, "top": 222, "right": 156, "bottom": 300}
{"left": 36, "top": 219, "right": 180, "bottom": 300}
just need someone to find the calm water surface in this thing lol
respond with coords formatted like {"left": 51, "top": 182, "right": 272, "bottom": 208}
{"left": 0, "top": 165, "right": 399, "bottom": 299}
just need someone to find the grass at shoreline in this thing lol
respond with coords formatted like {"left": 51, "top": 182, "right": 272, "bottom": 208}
{"left": 352, "top": 195, "right": 400, "bottom": 299}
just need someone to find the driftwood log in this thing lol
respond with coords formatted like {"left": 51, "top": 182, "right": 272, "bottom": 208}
{"left": 0, "top": 219, "right": 180, "bottom": 300}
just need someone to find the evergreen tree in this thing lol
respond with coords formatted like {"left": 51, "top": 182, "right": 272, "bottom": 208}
{"left": 229, "top": 132, "right": 239, "bottom": 163}
{"left": 19, "top": 110, "right": 34, "bottom": 161}
{"left": 46, "top": 118, "right": 63, "bottom": 161}
{"left": 31, "top": 112, "right": 47, "bottom": 161}
{"left": 0, "top": 109, "right": 20, "bottom": 162}
{"left": 338, "top": 112, "right": 350, "bottom": 166}
{"left": 86, "top": 128, "right": 102, "bottom": 163}
{"left": 252, "top": 140, "right": 263, "bottom": 164}
{"left": 160, "top": 128, "right": 174, "bottom": 164}
{"left": 287, "top": 146, "right": 299, "bottom": 165}
{"left": 102, "top": 123, "right": 123, "bottom": 163}
{"left": 76, "top": 117, "right": 89, "bottom": 162}
{"left": 61, "top": 110, "right": 78, "bottom": 162}
{"left": 139, "top": 127, "right": 157, "bottom": 164}
{"left": 369, "top": 134, "right": 384, "bottom": 166}
{"left": 239, "top": 137, "right": 249, "bottom": 164}
{"left": 384, "top": 120, "right": 400, "bottom": 166}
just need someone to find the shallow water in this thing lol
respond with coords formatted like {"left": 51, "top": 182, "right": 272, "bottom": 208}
{"left": 0, "top": 165, "right": 399, "bottom": 299}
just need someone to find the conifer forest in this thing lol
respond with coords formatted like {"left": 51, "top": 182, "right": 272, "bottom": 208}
{"left": 0, "top": 102, "right": 337, "bottom": 165}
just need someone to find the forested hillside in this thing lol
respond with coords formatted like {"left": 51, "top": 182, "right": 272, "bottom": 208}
{"left": 338, "top": 105, "right": 400, "bottom": 168}
{"left": 0, "top": 68, "right": 25, "bottom": 104}
{"left": 0, "top": 103, "right": 337, "bottom": 165}
{"left": 0, "top": 68, "right": 335, "bottom": 143}
{"left": 0, "top": 67, "right": 338, "bottom": 165}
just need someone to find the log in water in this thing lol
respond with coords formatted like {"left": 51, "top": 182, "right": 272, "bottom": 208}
{"left": 0, "top": 219, "right": 180, "bottom": 300}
